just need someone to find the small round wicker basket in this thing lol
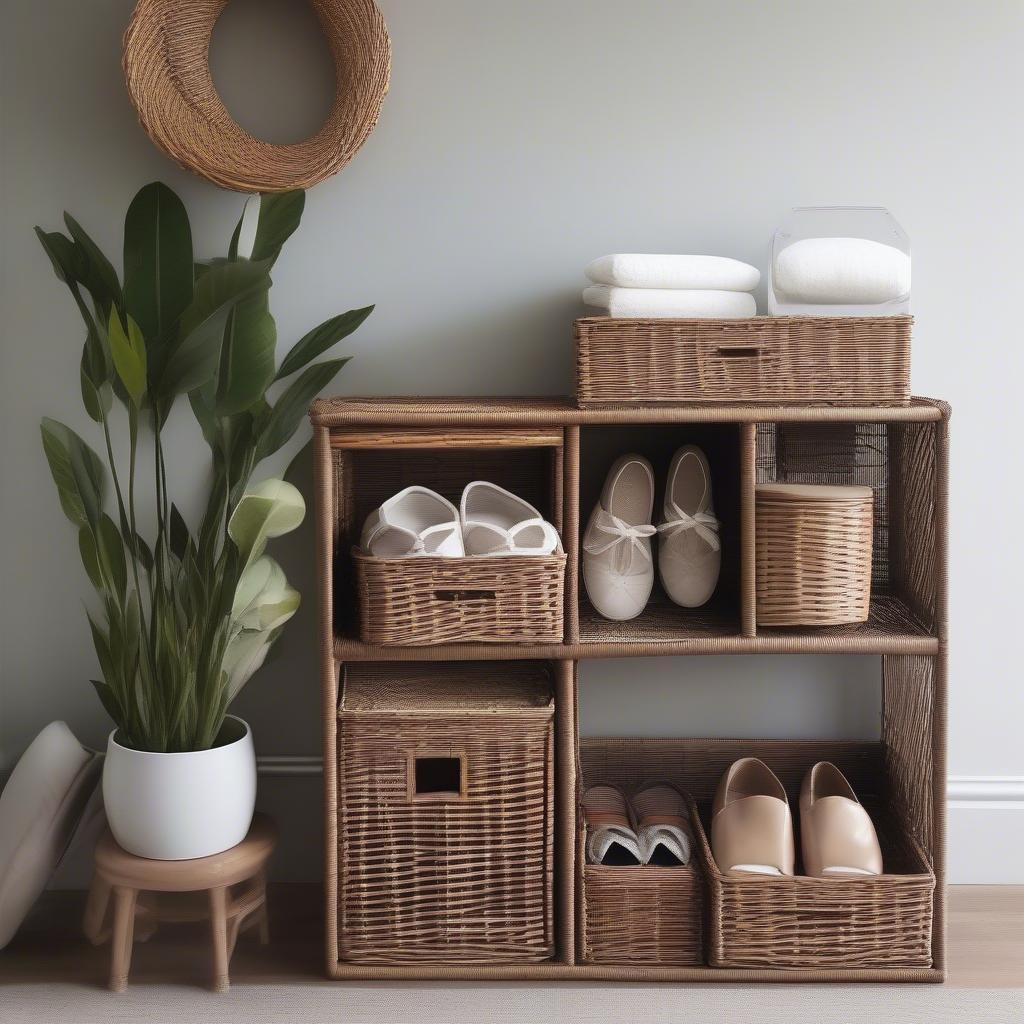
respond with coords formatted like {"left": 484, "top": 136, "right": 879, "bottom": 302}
{"left": 755, "top": 483, "right": 874, "bottom": 627}
{"left": 122, "top": 0, "right": 391, "bottom": 193}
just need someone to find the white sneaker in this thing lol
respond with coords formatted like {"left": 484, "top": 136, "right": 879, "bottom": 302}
{"left": 460, "top": 481, "right": 560, "bottom": 556}
{"left": 582, "top": 455, "right": 656, "bottom": 620}
{"left": 658, "top": 446, "right": 721, "bottom": 607}
{"left": 360, "top": 486, "right": 464, "bottom": 557}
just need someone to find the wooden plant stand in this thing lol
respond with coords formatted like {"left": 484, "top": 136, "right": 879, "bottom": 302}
{"left": 310, "top": 397, "right": 949, "bottom": 983}
{"left": 84, "top": 815, "right": 276, "bottom": 992}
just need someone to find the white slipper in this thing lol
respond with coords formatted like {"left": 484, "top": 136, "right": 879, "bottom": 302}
{"left": 582, "top": 455, "right": 656, "bottom": 621}
{"left": 630, "top": 783, "right": 693, "bottom": 866}
{"left": 359, "top": 486, "right": 464, "bottom": 558}
{"left": 582, "top": 785, "right": 643, "bottom": 866}
{"left": 460, "top": 481, "right": 560, "bottom": 556}
{"left": 658, "top": 446, "right": 721, "bottom": 608}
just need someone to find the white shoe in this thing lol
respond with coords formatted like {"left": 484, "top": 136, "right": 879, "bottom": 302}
{"left": 359, "top": 486, "right": 464, "bottom": 557}
{"left": 658, "top": 446, "right": 721, "bottom": 607}
{"left": 460, "top": 481, "right": 560, "bottom": 556}
{"left": 582, "top": 455, "right": 656, "bottom": 620}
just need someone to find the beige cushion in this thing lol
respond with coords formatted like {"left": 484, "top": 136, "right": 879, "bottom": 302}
{"left": 0, "top": 721, "right": 100, "bottom": 948}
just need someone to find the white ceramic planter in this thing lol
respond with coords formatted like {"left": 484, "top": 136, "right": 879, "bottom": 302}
{"left": 103, "top": 716, "right": 256, "bottom": 860}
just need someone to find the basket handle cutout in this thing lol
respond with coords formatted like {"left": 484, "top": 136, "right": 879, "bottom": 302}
{"left": 408, "top": 752, "right": 467, "bottom": 801}
{"left": 433, "top": 589, "right": 497, "bottom": 603}
{"left": 716, "top": 345, "right": 762, "bottom": 359}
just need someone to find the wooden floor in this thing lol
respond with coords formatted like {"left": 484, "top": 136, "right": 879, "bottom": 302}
{"left": 2, "top": 885, "right": 1022, "bottom": 990}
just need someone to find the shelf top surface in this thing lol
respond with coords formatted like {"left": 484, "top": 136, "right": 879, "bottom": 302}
{"left": 311, "top": 395, "right": 949, "bottom": 427}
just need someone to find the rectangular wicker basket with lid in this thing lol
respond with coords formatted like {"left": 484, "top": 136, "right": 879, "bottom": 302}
{"left": 337, "top": 661, "right": 556, "bottom": 964}
{"left": 574, "top": 316, "right": 912, "bottom": 407}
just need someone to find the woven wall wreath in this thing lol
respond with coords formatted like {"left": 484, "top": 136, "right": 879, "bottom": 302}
{"left": 123, "top": 0, "right": 391, "bottom": 193}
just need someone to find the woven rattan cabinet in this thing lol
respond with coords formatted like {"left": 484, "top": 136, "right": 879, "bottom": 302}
{"left": 311, "top": 396, "right": 948, "bottom": 982}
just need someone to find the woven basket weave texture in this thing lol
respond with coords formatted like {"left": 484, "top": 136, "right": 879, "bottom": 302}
{"left": 123, "top": 0, "right": 391, "bottom": 192}
{"left": 574, "top": 316, "right": 912, "bottom": 407}
{"left": 338, "top": 662, "right": 555, "bottom": 964}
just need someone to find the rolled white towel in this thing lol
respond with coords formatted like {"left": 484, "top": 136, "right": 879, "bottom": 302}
{"left": 587, "top": 253, "right": 760, "bottom": 292}
{"left": 583, "top": 285, "right": 756, "bottom": 319}
{"left": 774, "top": 237, "right": 911, "bottom": 304}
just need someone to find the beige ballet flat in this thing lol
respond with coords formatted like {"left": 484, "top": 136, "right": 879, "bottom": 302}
{"left": 800, "top": 762, "right": 883, "bottom": 878}
{"left": 711, "top": 758, "right": 795, "bottom": 878}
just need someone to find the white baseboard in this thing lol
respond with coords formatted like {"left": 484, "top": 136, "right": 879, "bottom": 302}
{"left": 947, "top": 776, "right": 1024, "bottom": 884}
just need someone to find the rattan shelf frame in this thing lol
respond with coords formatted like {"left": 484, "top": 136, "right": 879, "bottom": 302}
{"left": 312, "top": 396, "right": 949, "bottom": 983}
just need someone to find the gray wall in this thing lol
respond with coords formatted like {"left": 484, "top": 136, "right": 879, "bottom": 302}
{"left": 3, "top": 1, "right": 1022, "bottom": 881}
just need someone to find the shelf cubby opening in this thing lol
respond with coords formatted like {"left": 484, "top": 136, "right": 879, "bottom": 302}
{"left": 755, "top": 420, "right": 940, "bottom": 642}
{"left": 577, "top": 424, "right": 743, "bottom": 645}
{"left": 329, "top": 429, "right": 564, "bottom": 644}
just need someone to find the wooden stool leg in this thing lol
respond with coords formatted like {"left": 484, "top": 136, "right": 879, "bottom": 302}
{"left": 83, "top": 874, "right": 111, "bottom": 945}
{"left": 208, "top": 885, "right": 230, "bottom": 993}
{"left": 257, "top": 869, "right": 270, "bottom": 945}
{"left": 109, "top": 887, "right": 138, "bottom": 993}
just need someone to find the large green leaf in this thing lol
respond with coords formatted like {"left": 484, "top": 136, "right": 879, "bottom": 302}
{"left": 78, "top": 528, "right": 104, "bottom": 590}
{"left": 80, "top": 343, "right": 112, "bottom": 423}
{"left": 108, "top": 309, "right": 148, "bottom": 406}
{"left": 227, "top": 478, "right": 305, "bottom": 569}
{"left": 225, "top": 554, "right": 299, "bottom": 700}
{"left": 63, "top": 213, "right": 122, "bottom": 314}
{"left": 34, "top": 228, "right": 81, "bottom": 284}
{"left": 40, "top": 418, "right": 106, "bottom": 528}
{"left": 159, "top": 259, "right": 270, "bottom": 397}
{"left": 255, "top": 358, "right": 348, "bottom": 461}
{"left": 249, "top": 191, "right": 305, "bottom": 265}
{"left": 215, "top": 287, "right": 277, "bottom": 415}
{"left": 123, "top": 182, "right": 194, "bottom": 346}
{"left": 276, "top": 306, "right": 372, "bottom": 380}
{"left": 96, "top": 513, "right": 127, "bottom": 599}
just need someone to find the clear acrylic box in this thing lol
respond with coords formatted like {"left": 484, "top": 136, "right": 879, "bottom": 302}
{"left": 769, "top": 207, "right": 911, "bottom": 316}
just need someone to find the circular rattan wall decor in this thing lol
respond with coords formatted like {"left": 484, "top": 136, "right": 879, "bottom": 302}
{"left": 123, "top": 0, "right": 391, "bottom": 193}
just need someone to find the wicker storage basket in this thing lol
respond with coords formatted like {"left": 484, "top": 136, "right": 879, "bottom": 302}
{"left": 581, "top": 736, "right": 935, "bottom": 972}
{"left": 353, "top": 547, "right": 566, "bottom": 645}
{"left": 580, "top": 793, "right": 704, "bottom": 966}
{"left": 574, "top": 316, "right": 912, "bottom": 407}
{"left": 694, "top": 803, "right": 934, "bottom": 970}
{"left": 755, "top": 483, "right": 874, "bottom": 626}
{"left": 337, "top": 662, "right": 555, "bottom": 964}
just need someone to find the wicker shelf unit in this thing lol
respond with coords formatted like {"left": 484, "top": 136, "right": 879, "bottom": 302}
{"left": 311, "top": 395, "right": 948, "bottom": 983}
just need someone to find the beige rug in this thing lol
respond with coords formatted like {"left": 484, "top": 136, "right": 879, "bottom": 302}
{"left": 3, "top": 982, "right": 1020, "bottom": 1024}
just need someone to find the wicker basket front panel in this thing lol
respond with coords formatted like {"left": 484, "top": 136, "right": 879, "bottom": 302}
{"left": 755, "top": 492, "right": 874, "bottom": 626}
{"left": 354, "top": 550, "right": 566, "bottom": 645}
{"left": 338, "top": 712, "right": 555, "bottom": 964}
{"left": 581, "top": 864, "right": 703, "bottom": 966}
{"left": 574, "top": 317, "right": 912, "bottom": 407}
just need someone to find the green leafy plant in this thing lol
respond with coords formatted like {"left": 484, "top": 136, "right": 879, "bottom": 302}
{"left": 36, "top": 183, "right": 371, "bottom": 752}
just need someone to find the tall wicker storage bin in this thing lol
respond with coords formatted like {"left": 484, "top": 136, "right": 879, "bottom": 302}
{"left": 337, "top": 662, "right": 556, "bottom": 964}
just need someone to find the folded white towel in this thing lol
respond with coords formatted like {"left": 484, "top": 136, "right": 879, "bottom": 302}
{"left": 583, "top": 285, "right": 756, "bottom": 319}
{"left": 587, "top": 253, "right": 760, "bottom": 292}
{"left": 774, "top": 237, "right": 910, "bottom": 304}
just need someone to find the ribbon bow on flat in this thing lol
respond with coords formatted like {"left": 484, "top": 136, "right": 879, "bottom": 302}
{"left": 658, "top": 506, "right": 721, "bottom": 551}
{"left": 583, "top": 509, "right": 658, "bottom": 565}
